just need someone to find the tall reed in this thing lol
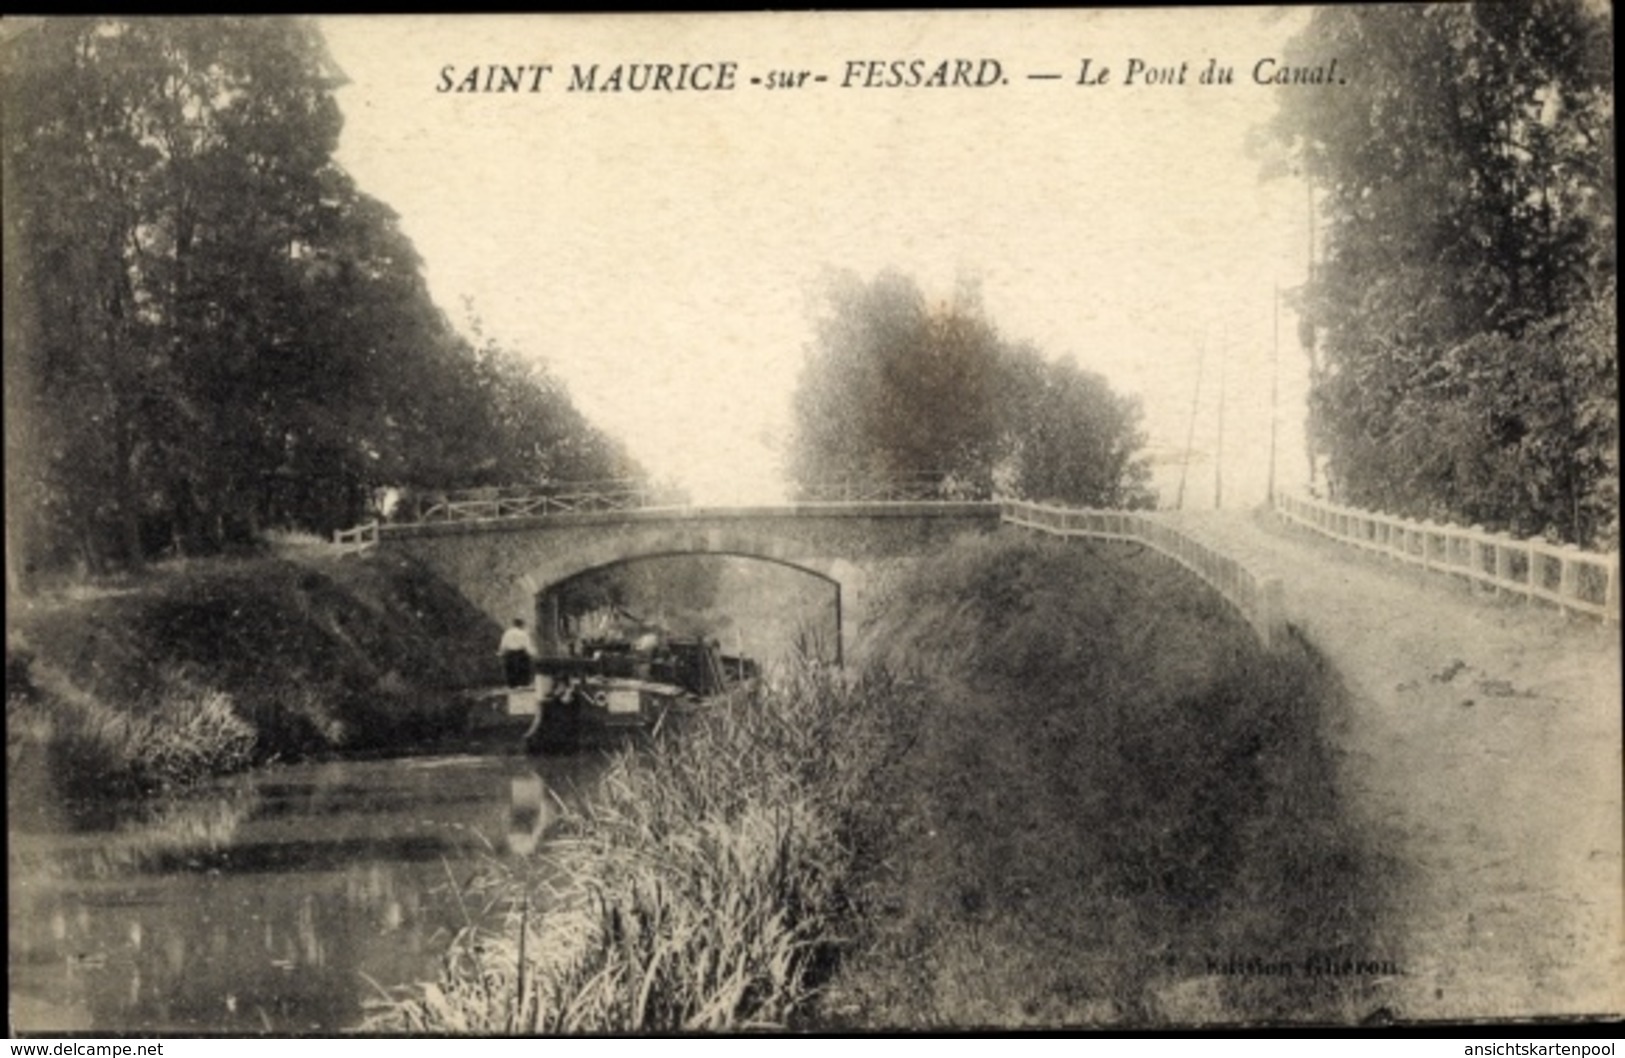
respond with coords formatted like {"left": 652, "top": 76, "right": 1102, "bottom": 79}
{"left": 368, "top": 658, "right": 926, "bottom": 1033}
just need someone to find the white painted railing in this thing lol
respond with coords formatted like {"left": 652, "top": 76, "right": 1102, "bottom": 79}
{"left": 1001, "top": 500, "right": 1287, "bottom": 649}
{"left": 332, "top": 520, "right": 380, "bottom": 553}
{"left": 1274, "top": 492, "right": 1619, "bottom": 622}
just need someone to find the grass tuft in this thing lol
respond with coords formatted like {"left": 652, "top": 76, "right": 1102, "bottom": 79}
{"left": 367, "top": 659, "right": 928, "bottom": 1033}
{"left": 7, "top": 660, "right": 255, "bottom": 799}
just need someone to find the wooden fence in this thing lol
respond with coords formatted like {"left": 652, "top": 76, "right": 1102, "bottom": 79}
{"left": 1273, "top": 492, "right": 1620, "bottom": 622}
{"left": 1001, "top": 500, "right": 1287, "bottom": 649}
{"left": 332, "top": 520, "right": 379, "bottom": 553}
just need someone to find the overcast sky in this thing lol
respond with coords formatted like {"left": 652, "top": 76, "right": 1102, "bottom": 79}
{"left": 321, "top": 10, "right": 1319, "bottom": 506}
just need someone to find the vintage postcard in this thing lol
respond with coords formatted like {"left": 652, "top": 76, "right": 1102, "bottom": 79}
{"left": 5, "top": 9, "right": 1618, "bottom": 1036}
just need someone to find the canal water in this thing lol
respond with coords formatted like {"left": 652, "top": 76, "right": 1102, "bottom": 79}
{"left": 8, "top": 745, "right": 606, "bottom": 1034}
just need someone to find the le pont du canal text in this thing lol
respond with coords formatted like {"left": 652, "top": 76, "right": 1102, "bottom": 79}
{"left": 435, "top": 57, "right": 1344, "bottom": 94}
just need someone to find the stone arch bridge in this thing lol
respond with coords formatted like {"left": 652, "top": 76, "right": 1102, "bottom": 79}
{"left": 369, "top": 502, "right": 1002, "bottom": 662}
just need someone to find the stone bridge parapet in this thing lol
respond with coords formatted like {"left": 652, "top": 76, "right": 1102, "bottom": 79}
{"left": 374, "top": 501, "right": 1002, "bottom": 660}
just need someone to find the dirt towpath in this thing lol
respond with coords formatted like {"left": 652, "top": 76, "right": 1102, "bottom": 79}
{"left": 1156, "top": 507, "right": 1622, "bottom": 1020}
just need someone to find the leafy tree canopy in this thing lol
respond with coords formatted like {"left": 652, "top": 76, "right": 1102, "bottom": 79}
{"left": 789, "top": 270, "right": 1153, "bottom": 509}
{"left": 1261, "top": 2, "right": 1615, "bottom": 547}
{"left": 3, "top": 17, "right": 637, "bottom": 582}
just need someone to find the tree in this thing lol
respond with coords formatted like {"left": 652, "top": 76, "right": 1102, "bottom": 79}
{"left": 456, "top": 319, "right": 641, "bottom": 489}
{"left": 6, "top": 19, "right": 170, "bottom": 570}
{"left": 5, "top": 18, "right": 358, "bottom": 561}
{"left": 4, "top": 17, "right": 642, "bottom": 575}
{"left": 1001, "top": 346, "right": 1154, "bottom": 509}
{"left": 790, "top": 271, "right": 1004, "bottom": 493}
{"left": 789, "top": 271, "right": 1153, "bottom": 508}
{"left": 1262, "top": 2, "right": 1615, "bottom": 545}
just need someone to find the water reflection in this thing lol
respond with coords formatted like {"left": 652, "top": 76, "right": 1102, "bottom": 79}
{"left": 8, "top": 749, "right": 602, "bottom": 1034}
{"left": 507, "top": 771, "right": 571, "bottom": 858}
{"left": 10, "top": 783, "right": 259, "bottom": 885}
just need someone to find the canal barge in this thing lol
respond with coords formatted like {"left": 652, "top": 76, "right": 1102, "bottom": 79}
{"left": 468, "top": 636, "right": 754, "bottom": 754}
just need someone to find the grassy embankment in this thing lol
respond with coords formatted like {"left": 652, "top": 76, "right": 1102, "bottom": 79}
{"left": 373, "top": 531, "right": 1391, "bottom": 1031}
{"left": 6, "top": 546, "right": 498, "bottom": 805}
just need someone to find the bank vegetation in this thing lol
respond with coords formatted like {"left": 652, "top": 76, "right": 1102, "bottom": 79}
{"left": 6, "top": 550, "right": 496, "bottom": 805}
{"left": 372, "top": 532, "right": 1387, "bottom": 1030}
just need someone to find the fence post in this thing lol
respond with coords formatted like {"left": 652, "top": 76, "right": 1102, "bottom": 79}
{"left": 1257, "top": 576, "right": 1284, "bottom": 650}
{"left": 1493, "top": 533, "right": 1514, "bottom": 598}
{"left": 1558, "top": 545, "right": 1581, "bottom": 618}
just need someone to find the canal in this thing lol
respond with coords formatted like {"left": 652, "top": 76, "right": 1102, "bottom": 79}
{"left": 8, "top": 745, "right": 606, "bottom": 1034}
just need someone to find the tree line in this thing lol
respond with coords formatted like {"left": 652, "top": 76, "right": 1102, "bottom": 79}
{"left": 3, "top": 17, "right": 637, "bottom": 584}
{"left": 1263, "top": 1, "right": 1616, "bottom": 548}
{"left": 789, "top": 270, "right": 1155, "bottom": 509}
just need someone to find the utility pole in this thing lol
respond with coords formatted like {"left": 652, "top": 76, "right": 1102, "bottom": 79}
{"left": 1268, "top": 283, "right": 1280, "bottom": 505}
{"left": 1176, "top": 335, "right": 1206, "bottom": 511}
{"left": 1304, "top": 171, "right": 1318, "bottom": 493}
{"left": 1214, "top": 327, "right": 1226, "bottom": 510}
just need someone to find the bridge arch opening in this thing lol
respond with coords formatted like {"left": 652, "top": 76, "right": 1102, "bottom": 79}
{"left": 533, "top": 550, "right": 846, "bottom": 669}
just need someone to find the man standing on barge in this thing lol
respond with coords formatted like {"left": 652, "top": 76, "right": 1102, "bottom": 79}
{"left": 499, "top": 618, "right": 537, "bottom": 688}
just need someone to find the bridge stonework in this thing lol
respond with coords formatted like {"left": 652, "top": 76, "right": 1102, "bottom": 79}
{"left": 374, "top": 503, "right": 1001, "bottom": 657}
